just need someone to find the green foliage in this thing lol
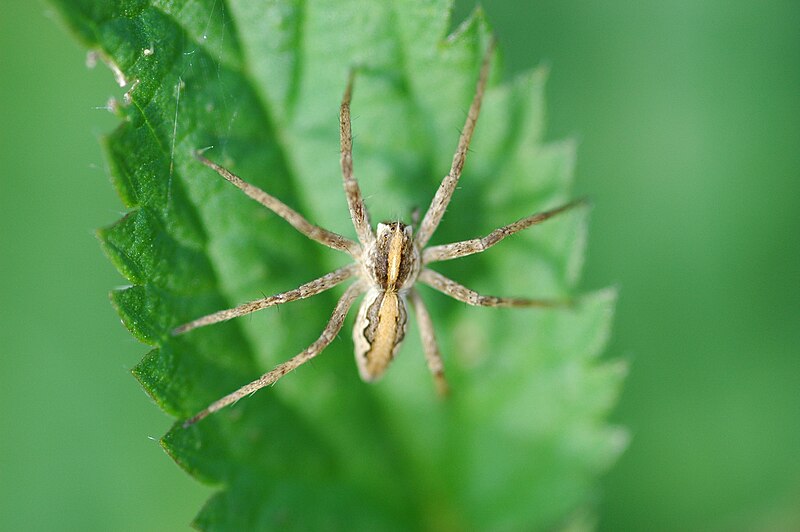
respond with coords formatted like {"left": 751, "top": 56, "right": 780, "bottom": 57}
{"left": 51, "top": 0, "right": 625, "bottom": 528}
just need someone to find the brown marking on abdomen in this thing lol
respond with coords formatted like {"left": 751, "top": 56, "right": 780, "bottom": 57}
{"left": 360, "top": 291, "right": 407, "bottom": 380}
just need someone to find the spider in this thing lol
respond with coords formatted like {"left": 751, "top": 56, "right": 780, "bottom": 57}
{"left": 176, "top": 41, "right": 584, "bottom": 427}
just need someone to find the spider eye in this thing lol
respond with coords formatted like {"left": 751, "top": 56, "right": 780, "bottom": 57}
{"left": 376, "top": 221, "right": 410, "bottom": 240}
{"left": 376, "top": 222, "right": 390, "bottom": 236}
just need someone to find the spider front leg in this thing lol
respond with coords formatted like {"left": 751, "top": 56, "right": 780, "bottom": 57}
{"left": 408, "top": 289, "right": 449, "bottom": 396}
{"left": 195, "top": 151, "right": 360, "bottom": 257}
{"left": 183, "top": 281, "right": 366, "bottom": 427}
{"left": 415, "top": 39, "right": 496, "bottom": 248}
{"left": 340, "top": 70, "right": 375, "bottom": 248}
{"left": 419, "top": 268, "right": 572, "bottom": 308}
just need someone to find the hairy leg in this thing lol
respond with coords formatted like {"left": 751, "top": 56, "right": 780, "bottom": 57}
{"left": 419, "top": 268, "right": 570, "bottom": 308}
{"left": 195, "top": 151, "right": 360, "bottom": 256}
{"left": 339, "top": 71, "right": 375, "bottom": 248}
{"left": 415, "top": 39, "right": 496, "bottom": 248}
{"left": 408, "top": 289, "right": 448, "bottom": 396}
{"left": 173, "top": 264, "right": 359, "bottom": 335}
{"left": 423, "top": 198, "right": 586, "bottom": 264}
{"left": 183, "top": 281, "right": 366, "bottom": 427}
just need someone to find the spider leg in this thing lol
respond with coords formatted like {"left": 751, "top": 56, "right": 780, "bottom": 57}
{"left": 183, "top": 280, "right": 366, "bottom": 427}
{"left": 195, "top": 151, "right": 361, "bottom": 257}
{"left": 415, "top": 38, "right": 496, "bottom": 248}
{"left": 340, "top": 70, "right": 375, "bottom": 247}
{"left": 408, "top": 289, "right": 449, "bottom": 396}
{"left": 173, "top": 264, "right": 358, "bottom": 335}
{"left": 423, "top": 198, "right": 587, "bottom": 264}
{"left": 419, "top": 268, "right": 571, "bottom": 308}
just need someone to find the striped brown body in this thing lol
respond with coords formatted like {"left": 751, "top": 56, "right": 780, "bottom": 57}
{"left": 353, "top": 222, "right": 420, "bottom": 381}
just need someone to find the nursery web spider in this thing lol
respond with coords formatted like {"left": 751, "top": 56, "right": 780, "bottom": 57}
{"left": 176, "top": 41, "right": 584, "bottom": 427}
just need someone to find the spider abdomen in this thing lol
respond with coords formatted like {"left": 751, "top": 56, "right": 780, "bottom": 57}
{"left": 353, "top": 288, "right": 408, "bottom": 381}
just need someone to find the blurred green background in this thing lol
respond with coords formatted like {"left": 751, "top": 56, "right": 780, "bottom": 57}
{"left": 1, "top": 1, "right": 797, "bottom": 530}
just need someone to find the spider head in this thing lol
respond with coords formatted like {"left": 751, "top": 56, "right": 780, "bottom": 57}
{"left": 368, "top": 222, "right": 420, "bottom": 291}
{"left": 376, "top": 221, "right": 412, "bottom": 239}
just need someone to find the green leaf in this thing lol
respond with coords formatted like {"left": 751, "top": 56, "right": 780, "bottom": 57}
{"left": 52, "top": 0, "right": 626, "bottom": 529}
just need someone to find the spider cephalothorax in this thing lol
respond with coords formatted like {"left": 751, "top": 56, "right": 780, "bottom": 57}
{"left": 177, "top": 40, "right": 584, "bottom": 427}
{"left": 364, "top": 222, "right": 419, "bottom": 291}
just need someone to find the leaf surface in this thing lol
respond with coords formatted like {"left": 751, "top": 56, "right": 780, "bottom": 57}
{"left": 52, "top": 0, "right": 626, "bottom": 528}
